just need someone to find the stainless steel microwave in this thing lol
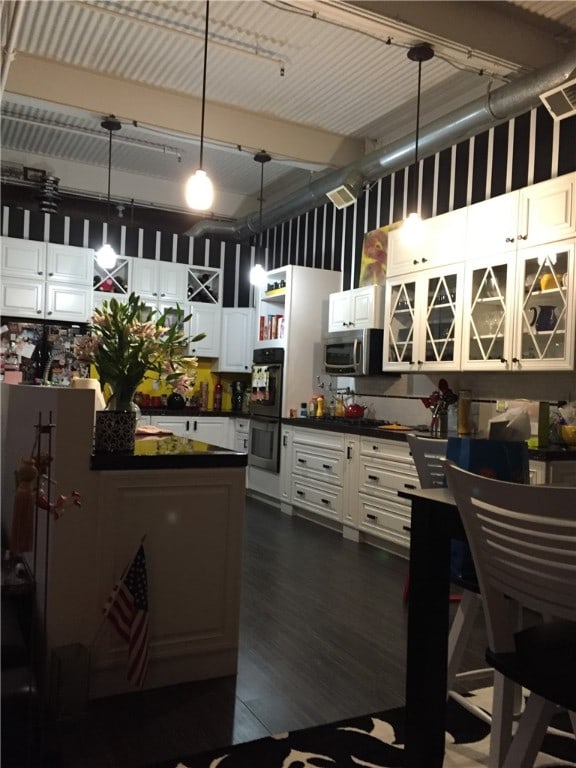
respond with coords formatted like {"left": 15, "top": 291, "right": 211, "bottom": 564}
{"left": 323, "top": 328, "right": 384, "bottom": 376}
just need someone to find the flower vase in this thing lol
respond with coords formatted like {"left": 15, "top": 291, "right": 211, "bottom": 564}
{"left": 167, "top": 392, "right": 186, "bottom": 410}
{"left": 93, "top": 385, "right": 139, "bottom": 454}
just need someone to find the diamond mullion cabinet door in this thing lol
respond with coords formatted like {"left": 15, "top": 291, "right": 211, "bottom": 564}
{"left": 46, "top": 244, "right": 93, "bottom": 284}
{"left": 511, "top": 239, "right": 575, "bottom": 371}
{"left": 461, "top": 253, "right": 517, "bottom": 371}
{"left": 417, "top": 264, "right": 464, "bottom": 372}
{"left": 0, "top": 277, "right": 45, "bottom": 318}
{"left": 1, "top": 236, "right": 46, "bottom": 279}
{"left": 383, "top": 276, "right": 418, "bottom": 372}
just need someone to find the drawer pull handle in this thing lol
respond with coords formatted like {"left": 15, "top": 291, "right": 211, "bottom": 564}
{"left": 296, "top": 490, "right": 304, "bottom": 496}
{"left": 371, "top": 445, "right": 379, "bottom": 451}
{"left": 347, "top": 447, "right": 352, "bottom": 459}
{"left": 322, "top": 463, "right": 332, "bottom": 470}
{"left": 368, "top": 474, "right": 379, "bottom": 481}
{"left": 404, "top": 483, "right": 417, "bottom": 490}
{"left": 367, "top": 513, "right": 377, "bottom": 521}
{"left": 321, "top": 498, "right": 330, "bottom": 505}
{"left": 298, "top": 458, "right": 307, "bottom": 464}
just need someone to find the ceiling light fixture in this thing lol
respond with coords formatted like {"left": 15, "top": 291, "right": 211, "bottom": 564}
{"left": 96, "top": 115, "right": 121, "bottom": 270}
{"left": 249, "top": 150, "right": 272, "bottom": 288}
{"left": 185, "top": 0, "right": 214, "bottom": 211}
{"left": 402, "top": 43, "right": 434, "bottom": 246}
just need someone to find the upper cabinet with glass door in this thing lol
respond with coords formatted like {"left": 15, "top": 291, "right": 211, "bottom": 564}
{"left": 513, "top": 240, "right": 575, "bottom": 371}
{"left": 384, "top": 264, "right": 464, "bottom": 373}
{"left": 462, "top": 255, "right": 517, "bottom": 371}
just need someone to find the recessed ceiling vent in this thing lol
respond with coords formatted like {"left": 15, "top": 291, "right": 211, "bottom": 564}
{"left": 326, "top": 183, "right": 357, "bottom": 209}
{"left": 539, "top": 77, "right": 576, "bottom": 121}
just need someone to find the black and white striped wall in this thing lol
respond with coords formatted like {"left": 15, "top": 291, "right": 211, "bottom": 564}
{"left": 2, "top": 104, "right": 575, "bottom": 305}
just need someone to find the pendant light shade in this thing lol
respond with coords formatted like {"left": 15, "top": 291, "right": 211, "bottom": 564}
{"left": 402, "top": 44, "right": 434, "bottom": 242}
{"left": 96, "top": 115, "right": 121, "bottom": 269}
{"left": 185, "top": 0, "right": 214, "bottom": 211}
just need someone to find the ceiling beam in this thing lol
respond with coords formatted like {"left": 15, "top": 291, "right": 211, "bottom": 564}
{"left": 5, "top": 53, "right": 364, "bottom": 170}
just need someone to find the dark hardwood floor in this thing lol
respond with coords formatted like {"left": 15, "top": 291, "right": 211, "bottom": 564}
{"left": 10, "top": 497, "right": 487, "bottom": 768}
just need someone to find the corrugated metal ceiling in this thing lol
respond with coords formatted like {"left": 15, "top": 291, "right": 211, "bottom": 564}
{"left": 1, "top": 0, "right": 575, "bottom": 219}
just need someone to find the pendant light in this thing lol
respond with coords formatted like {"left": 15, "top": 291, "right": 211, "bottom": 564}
{"left": 185, "top": 0, "right": 214, "bottom": 211}
{"left": 402, "top": 44, "right": 434, "bottom": 246}
{"left": 249, "top": 150, "right": 271, "bottom": 288}
{"left": 96, "top": 115, "right": 121, "bottom": 270}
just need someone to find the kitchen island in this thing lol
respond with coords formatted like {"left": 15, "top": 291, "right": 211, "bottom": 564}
{"left": 1, "top": 383, "right": 247, "bottom": 705}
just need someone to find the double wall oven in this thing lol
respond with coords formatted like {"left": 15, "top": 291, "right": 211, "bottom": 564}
{"left": 248, "top": 348, "right": 284, "bottom": 473}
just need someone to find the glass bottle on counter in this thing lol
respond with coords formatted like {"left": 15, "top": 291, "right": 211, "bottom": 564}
{"left": 213, "top": 376, "right": 223, "bottom": 412}
{"left": 457, "top": 390, "right": 472, "bottom": 435}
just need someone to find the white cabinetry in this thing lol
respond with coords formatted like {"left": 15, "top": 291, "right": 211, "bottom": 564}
{"left": 150, "top": 415, "right": 230, "bottom": 447}
{"left": 467, "top": 173, "right": 575, "bottom": 258}
{"left": 530, "top": 459, "right": 576, "bottom": 486}
{"left": 328, "top": 285, "right": 384, "bottom": 331}
{"left": 356, "top": 437, "right": 418, "bottom": 553}
{"left": 255, "top": 265, "right": 340, "bottom": 416}
{"left": 387, "top": 208, "right": 467, "bottom": 277}
{"left": 0, "top": 237, "right": 93, "bottom": 321}
{"left": 383, "top": 263, "right": 464, "bottom": 372}
{"left": 280, "top": 425, "right": 293, "bottom": 510}
{"left": 189, "top": 304, "right": 221, "bottom": 358}
{"left": 234, "top": 418, "right": 250, "bottom": 454}
{"left": 290, "top": 428, "right": 346, "bottom": 524}
{"left": 462, "top": 240, "right": 575, "bottom": 371}
{"left": 93, "top": 254, "right": 132, "bottom": 310}
{"left": 131, "top": 259, "right": 188, "bottom": 303}
{"left": 218, "top": 308, "right": 254, "bottom": 372}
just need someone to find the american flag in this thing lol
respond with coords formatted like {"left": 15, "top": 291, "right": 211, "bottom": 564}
{"left": 104, "top": 544, "right": 149, "bottom": 688}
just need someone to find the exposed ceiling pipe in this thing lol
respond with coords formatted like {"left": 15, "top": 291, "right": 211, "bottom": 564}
{"left": 188, "top": 48, "right": 576, "bottom": 242}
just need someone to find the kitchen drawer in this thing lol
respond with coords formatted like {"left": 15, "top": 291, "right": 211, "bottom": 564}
{"left": 358, "top": 459, "right": 418, "bottom": 495}
{"left": 359, "top": 437, "right": 415, "bottom": 465}
{"left": 291, "top": 478, "right": 343, "bottom": 522}
{"left": 292, "top": 446, "right": 344, "bottom": 484}
{"left": 293, "top": 428, "right": 346, "bottom": 452}
{"left": 357, "top": 495, "right": 411, "bottom": 547}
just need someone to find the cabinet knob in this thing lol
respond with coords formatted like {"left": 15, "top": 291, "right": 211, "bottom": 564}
{"left": 499, "top": 358, "right": 507, "bottom": 364}
{"left": 512, "top": 357, "right": 519, "bottom": 364}
{"left": 37, "top": 310, "right": 42, "bottom": 314}
{"left": 48, "top": 272, "right": 54, "bottom": 277}
{"left": 505, "top": 237, "right": 515, "bottom": 243}
{"left": 417, "top": 360, "right": 423, "bottom": 365}
{"left": 413, "top": 259, "right": 419, "bottom": 265}
{"left": 160, "top": 292, "right": 166, "bottom": 297}
{"left": 517, "top": 234, "right": 528, "bottom": 241}
{"left": 46, "top": 311, "right": 52, "bottom": 315}
{"left": 421, "top": 257, "right": 428, "bottom": 263}
{"left": 37, "top": 271, "right": 43, "bottom": 275}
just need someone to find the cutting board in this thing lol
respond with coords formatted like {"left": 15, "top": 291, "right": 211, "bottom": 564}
{"left": 377, "top": 424, "right": 413, "bottom": 431}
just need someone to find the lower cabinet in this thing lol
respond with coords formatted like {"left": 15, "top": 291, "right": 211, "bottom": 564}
{"left": 233, "top": 417, "right": 250, "bottom": 453}
{"left": 290, "top": 428, "right": 347, "bottom": 523}
{"left": 150, "top": 415, "right": 231, "bottom": 447}
{"left": 356, "top": 437, "right": 418, "bottom": 553}
{"left": 283, "top": 427, "right": 418, "bottom": 554}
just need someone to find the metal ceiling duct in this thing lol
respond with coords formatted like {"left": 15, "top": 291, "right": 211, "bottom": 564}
{"left": 188, "top": 49, "right": 576, "bottom": 241}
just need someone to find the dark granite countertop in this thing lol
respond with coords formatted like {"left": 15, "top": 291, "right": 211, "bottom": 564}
{"left": 140, "top": 408, "right": 248, "bottom": 418}
{"left": 91, "top": 435, "right": 248, "bottom": 471}
{"left": 282, "top": 417, "right": 576, "bottom": 461}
